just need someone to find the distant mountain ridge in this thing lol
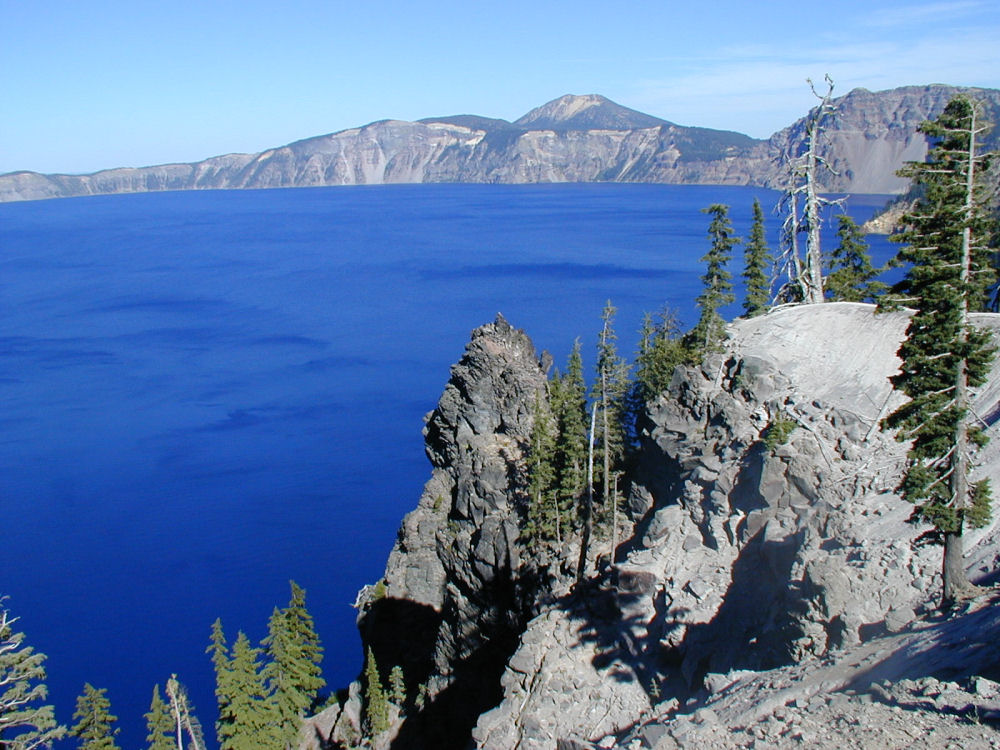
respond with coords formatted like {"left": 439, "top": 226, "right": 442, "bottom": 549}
{"left": 512, "top": 93, "right": 672, "bottom": 131}
{"left": 2, "top": 85, "right": 998, "bottom": 202}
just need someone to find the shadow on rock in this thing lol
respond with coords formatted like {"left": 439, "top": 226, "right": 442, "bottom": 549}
{"left": 390, "top": 627, "right": 521, "bottom": 750}
{"left": 360, "top": 597, "right": 443, "bottom": 697}
{"left": 676, "top": 526, "right": 806, "bottom": 688}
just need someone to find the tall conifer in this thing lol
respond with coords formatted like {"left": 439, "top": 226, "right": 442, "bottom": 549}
{"left": 552, "top": 340, "right": 588, "bottom": 523}
{"left": 144, "top": 685, "right": 175, "bottom": 750}
{"left": 592, "top": 301, "right": 631, "bottom": 557}
{"left": 226, "top": 632, "right": 279, "bottom": 750}
{"left": 527, "top": 387, "right": 560, "bottom": 542}
{"left": 826, "top": 214, "right": 886, "bottom": 302}
{"left": 70, "top": 684, "right": 121, "bottom": 750}
{"left": 688, "top": 204, "right": 738, "bottom": 355}
{"left": 362, "top": 648, "right": 389, "bottom": 739}
{"left": 261, "top": 582, "right": 325, "bottom": 748}
{"left": 882, "top": 95, "right": 996, "bottom": 604}
{"left": 207, "top": 618, "right": 234, "bottom": 746}
{"left": 261, "top": 607, "right": 304, "bottom": 748}
{"left": 283, "top": 582, "right": 325, "bottom": 712}
{"left": 742, "top": 198, "right": 772, "bottom": 316}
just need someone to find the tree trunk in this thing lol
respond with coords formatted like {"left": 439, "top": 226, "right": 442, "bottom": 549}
{"left": 610, "top": 473, "right": 618, "bottom": 566}
{"left": 554, "top": 488, "right": 561, "bottom": 545}
{"left": 786, "top": 194, "right": 805, "bottom": 300}
{"left": 577, "top": 404, "right": 597, "bottom": 582}
{"left": 601, "top": 368, "right": 609, "bottom": 517}
{"left": 802, "top": 120, "right": 825, "bottom": 304}
{"left": 942, "top": 530, "right": 972, "bottom": 605}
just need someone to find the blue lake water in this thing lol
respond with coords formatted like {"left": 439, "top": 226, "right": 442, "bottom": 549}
{"left": 0, "top": 183, "right": 894, "bottom": 747}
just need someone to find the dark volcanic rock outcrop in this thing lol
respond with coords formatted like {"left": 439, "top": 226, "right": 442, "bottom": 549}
{"left": 338, "top": 314, "right": 548, "bottom": 749}
{"left": 6, "top": 85, "right": 999, "bottom": 202}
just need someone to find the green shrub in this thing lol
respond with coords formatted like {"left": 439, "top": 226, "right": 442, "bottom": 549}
{"left": 763, "top": 413, "right": 797, "bottom": 451}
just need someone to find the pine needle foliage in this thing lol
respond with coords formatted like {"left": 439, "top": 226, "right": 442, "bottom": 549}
{"left": 742, "top": 198, "right": 772, "bottom": 316}
{"left": 687, "top": 204, "right": 738, "bottom": 356}
{"left": 633, "top": 308, "right": 688, "bottom": 403}
{"left": 144, "top": 685, "right": 175, "bottom": 750}
{"left": 209, "top": 582, "right": 325, "bottom": 750}
{"left": 283, "top": 582, "right": 325, "bottom": 712}
{"left": 261, "top": 581, "right": 327, "bottom": 748}
{"left": 882, "top": 95, "right": 997, "bottom": 602}
{"left": 551, "top": 341, "right": 589, "bottom": 525}
{"left": 0, "top": 603, "right": 65, "bottom": 750}
{"left": 826, "top": 214, "right": 887, "bottom": 302}
{"left": 225, "top": 632, "right": 280, "bottom": 750}
{"left": 527, "top": 341, "right": 594, "bottom": 548}
{"left": 70, "top": 683, "right": 121, "bottom": 750}
{"left": 362, "top": 648, "right": 390, "bottom": 739}
{"left": 526, "top": 387, "right": 560, "bottom": 542}
{"left": 207, "top": 618, "right": 233, "bottom": 746}
{"left": 261, "top": 608, "right": 304, "bottom": 748}
{"left": 591, "top": 300, "right": 631, "bottom": 507}
{"left": 388, "top": 666, "right": 406, "bottom": 707}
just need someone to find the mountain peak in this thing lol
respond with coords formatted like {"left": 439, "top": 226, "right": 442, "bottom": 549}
{"left": 514, "top": 94, "right": 670, "bottom": 131}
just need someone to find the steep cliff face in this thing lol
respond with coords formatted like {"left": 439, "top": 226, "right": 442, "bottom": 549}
{"left": 6, "top": 85, "right": 997, "bottom": 202}
{"left": 762, "top": 85, "right": 1000, "bottom": 194}
{"left": 336, "top": 303, "right": 1000, "bottom": 750}
{"left": 335, "top": 314, "right": 548, "bottom": 749}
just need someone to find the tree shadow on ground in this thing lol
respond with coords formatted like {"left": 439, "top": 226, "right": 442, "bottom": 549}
{"left": 677, "top": 527, "right": 806, "bottom": 688}
{"left": 845, "top": 590, "right": 1000, "bottom": 691}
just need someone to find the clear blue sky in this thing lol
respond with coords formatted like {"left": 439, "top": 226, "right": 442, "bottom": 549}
{"left": 2, "top": 0, "right": 998, "bottom": 175}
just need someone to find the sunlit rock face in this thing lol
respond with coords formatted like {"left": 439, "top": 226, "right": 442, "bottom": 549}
{"left": 6, "top": 85, "right": 997, "bottom": 202}
{"left": 472, "top": 304, "right": 1000, "bottom": 749}
{"left": 314, "top": 304, "right": 1000, "bottom": 750}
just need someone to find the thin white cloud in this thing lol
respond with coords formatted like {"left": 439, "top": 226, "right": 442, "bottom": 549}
{"left": 865, "top": 0, "right": 985, "bottom": 27}
{"left": 628, "top": 29, "right": 1000, "bottom": 137}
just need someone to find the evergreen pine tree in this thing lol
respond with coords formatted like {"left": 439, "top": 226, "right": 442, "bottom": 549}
{"left": 882, "top": 95, "right": 996, "bottom": 604}
{"left": 826, "top": 214, "right": 887, "bottom": 302}
{"left": 207, "top": 618, "right": 234, "bottom": 747}
{"left": 362, "top": 648, "right": 389, "bottom": 739}
{"left": 388, "top": 665, "right": 406, "bottom": 707}
{"left": 687, "top": 204, "right": 738, "bottom": 356}
{"left": 283, "top": 582, "right": 325, "bottom": 712}
{"left": 144, "top": 685, "right": 175, "bottom": 750}
{"left": 591, "top": 301, "right": 631, "bottom": 557}
{"left": 261, "top": 607, "right": 304, "bottom": 748}
{"left": 226, "top": 632, "right": 280, "bottom": 750}
{"left": 551, "top": 340, "right": 588, "bottom": 528}
{"left": 0, "top": 602, "right": 65, "bottom": 750}
{"left": 742, "top": 198, "right": 772, "bottom": 316}
{"left": 527, "top": 387, "right": 559, "bottom": 542}
{"left": 634, "top": 308, "right": 688, "bottom": 403}
{"left": 70, "top": 683, "right": 121, "bottom": 750}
